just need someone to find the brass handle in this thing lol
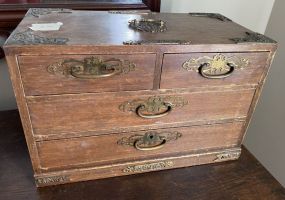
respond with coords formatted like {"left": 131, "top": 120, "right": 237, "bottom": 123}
{"left": 182, "top": 54, "right": 249, "bottom": 79}
{"left": 199, "top": 63, "right": 235, "bottom": 79}
{"left": 136, "top": 103, "right": 172, "bottom": 119}
{"left": 47, "top": 57, "right": 136, "bottom": 78}
{"left": 134, "top": 139, "right": 166, "bottom": 151}
{"left": 71, "top": 67, "right": 118, "bottom": 79}
{"left": 117, "top": 131, "right": 182, "bottom": 151}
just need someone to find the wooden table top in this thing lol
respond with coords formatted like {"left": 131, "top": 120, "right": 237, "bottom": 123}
{"left": 0, "top": 110, "right": 284, "bottom": 200}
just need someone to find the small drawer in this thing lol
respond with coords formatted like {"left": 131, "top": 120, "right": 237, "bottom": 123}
{"left": 36, "top": 122, "right": 244, "bottom": 171}
{"left": 161, "top": 52, "right": 269, "bottom": 89}
{"left": 27, "top": 89, "right": 254, "bottom": 140}
{"left": 18, "top": 54, "right": 156, "bottom": 96}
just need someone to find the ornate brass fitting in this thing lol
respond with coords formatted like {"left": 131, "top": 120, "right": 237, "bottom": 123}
{"left": 128, "top": 19, "right": 167, "bottom": 33}
{"left": 182, "top": 54, "right": 249, "bottom": 79}
{"left": 123, "top": 40, "right": 191, "bottom": 45}
{"left": 123, "top": 161, "right": 174, "bottom": 173}
{"left": 214, "top": 151, "right": 241, "bottom": 162}
{"left": 230, "top": 31, "right": 277, "bottom": 43}
{"left": 9, "top": 30, "right": 69, "bottom": 45}
{"left": 189, "top": 13, "right": 232, "bottom": 22}
{"left": 47, "top": 56, "right": 135, "bottom": 79}
{"left": 119, "top": 96, "right": 188, "bottom": 119}
{"left": 118, "top": 130, "right": 182, "bottom": 151}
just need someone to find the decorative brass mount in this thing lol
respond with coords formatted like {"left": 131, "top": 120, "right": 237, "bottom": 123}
{"left": 28, "top": 8, "right": 72, "bottom": 17}
{"left": 123, "top": 161, "right": 174, "bottom": 173}
{"left": 47, "top": 56, "right": 135, "bottom": 79}
{"left": 230, "top": 31, "right": 277, "bottom": 43}
{"left": 108, "top": 10, "right": 151, "bottom": 15}
{"left": 128, "top": 19, "right": 167, "bottom": 33}
{"left": 189, "top": 13, "right": 232, "bottom": 22}
{"left": 9, "top": 30, "right": 69, "bottom": 45}
{"left": 123, "top": 40, "right": 191, "bottom": 45}
{"left": 35, "top": 175, "right": 69, "bottom": 186}
{"left": 118, "top": 131, "right": 182, "bottom": 151}
{"left": 182, "top": 54, "right": 249, "bottom": 79}
{"left": 119, "top": 96, "right": 188, "bottom": 119}
{"left": 214, "top": 151, "right": 241, "bottom": 162}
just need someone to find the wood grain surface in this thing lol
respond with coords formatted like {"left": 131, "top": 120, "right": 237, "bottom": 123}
{"left": 6, "top": 11, "right": 257, "bottom": 46}
{"left": 3, "top": 10, "right": 278, "bottom": 187}
{"left": 36, "top": 122, "right": 243, "bottom": 172}
{"left": 27, "top": 89, "right": 254, "bottom": 140}
{"left": 1, "top": 110, "right": 285, "bottom": 199}
{"left": 18, "top": 54, "right": 156, "bottom": 96}
{"left": 161, "top": 52, "right": 269, "bottom": 89}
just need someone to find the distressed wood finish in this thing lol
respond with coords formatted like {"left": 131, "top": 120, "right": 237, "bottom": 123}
{"left": 18, "top": 54, "right": 156, "bottom": 95}
{"left": 2, "top": 110, "right": 285, "bottom": 199}
{"left": 161, "top": 52, "right": 269, "bottom": 89}
{"left": 27, "top": 89, "right": 254, "bottom": 139}
{"left": 3, "top": 9, "right": 277, "bottom": 186}
{"left": 37, "top": 122, "right": 243, "bottom": 171}
{"left": 34, "top": 147, "right": 242, "bottom": 187}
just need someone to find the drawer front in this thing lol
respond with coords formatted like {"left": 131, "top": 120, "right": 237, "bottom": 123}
{"left": 18, "top": 54, "right": 156, "bottom": 96}
{"left": 27, "top": 89, "right": 254, "bottom": 139}
{"left": 161, "top": 52, "right": 269, "bottom": 89}
{"left": 36, "top": 122, "right": 243, "bottom": 171}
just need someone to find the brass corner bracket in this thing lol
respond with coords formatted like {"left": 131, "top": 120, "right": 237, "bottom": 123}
{"left": 9, "top": 29, "right": 69, "bottom": 45}
{"left": 189, "top": 13, "right": 232, "bottom": 22}
{"left": 230, "top": 32, "right": 277, "bottom": 43}
{"left": 214, "top": 150, "right": 241, "bottom": 162}
{"left": 28, "top": 8, "right": 72, "bottom": 17}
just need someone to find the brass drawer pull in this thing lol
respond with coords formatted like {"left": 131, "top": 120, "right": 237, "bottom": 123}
{"left": 47, "top": 56, "right": 135, "bottom": 79}
{"left": 136, "top": 103, "right": 172, "bottom": 119}
{"left": 119, "top": 96, "right": 188, "bottom": 119}
{"left": 118, "top": 131, "right": 182, "bottom": 151}
{"left": 182, "top": 54, "right": 249, "bottom": 79}
{"left": 134, "top": 133, "right": 166, "bottom": 151}
{"left": 70, "top": 65, "right": 117, "bottom": 79}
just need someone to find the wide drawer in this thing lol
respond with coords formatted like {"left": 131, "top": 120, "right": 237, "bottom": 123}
{"left": 27, "top": 89, "right": 254, "bottom": 140}
{"left": 36, "top": 122, "right": 243, "bottom": 171}
{"left": 18, "top": 54, "right": 156, "bottom": 96}
{"left": 161, "top": 52, "right": 269, "bottom": 89}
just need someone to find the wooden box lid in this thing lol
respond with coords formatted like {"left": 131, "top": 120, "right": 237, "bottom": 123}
{"left": 5, "top": 8, "right": 276, "bottom": 47}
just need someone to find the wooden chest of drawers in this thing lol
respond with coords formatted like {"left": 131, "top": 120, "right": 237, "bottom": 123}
{"left": 4, "top": 9, "right": 277, "bottom": 187}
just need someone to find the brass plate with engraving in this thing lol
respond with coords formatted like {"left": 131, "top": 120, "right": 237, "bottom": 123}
{"left": 119, "top": 96, "right": 188, "bottom": 119}
{"left": 182, "top": 54, "right": 249, "bottom": 79}
{"left": 47, "top": 56, "right": 136, "bottom": 79}
{"left": 214, "top": 151, "right": 241, "bottom": 162}
{"left": 118, "top": 130, "right": 182, "bottom": 151}
{"left": 123, "top": 161, "right": 174, "bottom": 173}
{"left": 35, "top": 175, "right": 69, "bottom": 186}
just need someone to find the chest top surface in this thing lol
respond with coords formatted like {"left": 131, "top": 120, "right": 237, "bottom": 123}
{"left": 4, "top": 8, "right": 276, "bottom": 47}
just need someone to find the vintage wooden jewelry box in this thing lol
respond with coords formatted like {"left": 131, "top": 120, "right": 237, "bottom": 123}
{"left": 4, "top": 8, "right": 277, "bottom": 187}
